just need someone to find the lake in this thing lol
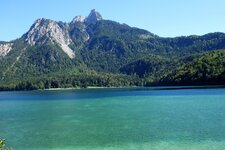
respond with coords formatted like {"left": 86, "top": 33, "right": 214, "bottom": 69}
{"left": 1, "top": 87, "right": 225, "bottom": 150}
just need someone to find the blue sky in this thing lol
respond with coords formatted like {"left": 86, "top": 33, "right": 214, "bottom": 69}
{"left": 1, "top": 0, "right": 225, "bottom": 41}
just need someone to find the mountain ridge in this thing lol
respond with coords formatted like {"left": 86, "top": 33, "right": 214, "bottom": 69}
{"left": 0, "top": 9, "right": 225, "bottom": 90}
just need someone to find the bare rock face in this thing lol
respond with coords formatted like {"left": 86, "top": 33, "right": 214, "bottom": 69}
{"left": 25, "top": 18, "right": 75, "bottom": 58}
{"left": 0, "top": 43, "right": 13, "bottom": 57}
{"left": 69, "top": 9, "right": 103, "bottom": 43}
{"left": 85, "top": 9, "right": 103, "bottom": 24}
{"left": 71, "top": 9, "right": 102, "bottom": 24}
{"left": 24, "top": 10, "right": 103, "bottom": 59}
{"left": 69, "top": 18, "right": 90, "bottom": 43}
{"left": 71, "top": 16, "right": 87, "bottom": 23}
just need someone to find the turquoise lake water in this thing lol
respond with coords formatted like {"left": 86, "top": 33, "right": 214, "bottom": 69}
{"left": 1, "top": 87, "right": 225, "bottom": 150}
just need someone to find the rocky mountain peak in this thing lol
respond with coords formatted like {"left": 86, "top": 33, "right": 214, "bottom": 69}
{"left": 71, "top": 9, "right": 103, "bottom": 25}
{"left": 71, "top": 16, "right": 87, "bottom": 23}
{"left": 25, "top": 18, "right": 56, "bottom": 45}
{"left": 85, "top": 9, "right": 103, "bottom": 24}
{"left": 25, "top": 18, "right": 75, "bottom": 58}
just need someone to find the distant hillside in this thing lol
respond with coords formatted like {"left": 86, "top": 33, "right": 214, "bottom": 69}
{"left": 159, "top": 49, "right": 225, "bottom": 86}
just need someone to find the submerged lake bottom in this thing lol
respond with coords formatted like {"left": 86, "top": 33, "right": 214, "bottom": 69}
{"left": 1, "top": 87, "right": 225, "bottom": 150}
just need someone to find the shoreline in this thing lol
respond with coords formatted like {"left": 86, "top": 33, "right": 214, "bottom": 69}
{"left": 1, "top": 85, "right": 225, "bottom": 92}
{"left": 43, "top": 86, "right": 138, "bottom": 91}
{"left": 42, "top": 85, "right": 225, "bottom": 91}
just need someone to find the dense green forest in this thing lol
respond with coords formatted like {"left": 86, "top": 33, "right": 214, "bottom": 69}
{"left": 159, "top": 49, "right": 225, "bottom": 86}
{"left": 1, "top": 49, "right": 225, "bottom": 90}
{"left": 0, "top": 73, "right": 141, "bottom": 91}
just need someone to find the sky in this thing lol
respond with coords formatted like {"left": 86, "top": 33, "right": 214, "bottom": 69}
{"left": 1, "top": 0, "right": 225, "bottom": 41}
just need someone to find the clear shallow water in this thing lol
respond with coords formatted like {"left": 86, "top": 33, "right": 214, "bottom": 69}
{"left": 1, "top": 87, "right": 225, "bottom": 150}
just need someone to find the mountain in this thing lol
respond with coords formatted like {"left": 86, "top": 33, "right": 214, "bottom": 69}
{"left": 0, "top": 9, "right": 225, "bottom": 90}
{"left": 24, "top": 18, "right": 75, "bottom": 58}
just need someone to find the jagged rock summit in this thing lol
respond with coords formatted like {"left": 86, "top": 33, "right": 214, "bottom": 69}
{"left": 24, "top": 9, "right": 103, "bottom": 59}
{"left": 71, "top": 16, "right": 86, "bottom": 23}
{"left": 85, "top": 9, "right": 103, "bottom": 24}
{"left": 25, "top": 17, "right": 75, "bottom": 58}
{"left": 71, "top": 9, "right": 103, "bottom": 24}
